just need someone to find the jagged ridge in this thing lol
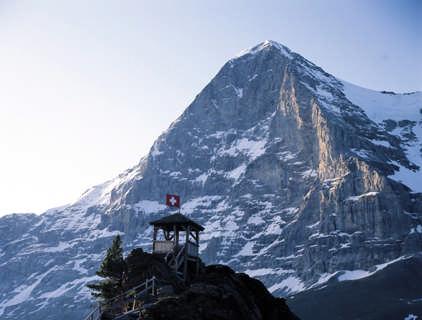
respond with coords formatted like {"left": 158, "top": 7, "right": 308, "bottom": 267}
{"left": 0, "top": 40, "right": 421, "bottom": 319}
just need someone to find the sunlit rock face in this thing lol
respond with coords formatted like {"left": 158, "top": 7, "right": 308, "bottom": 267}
{"left": 1, "top": 40, "right": 421, "bottom": 319}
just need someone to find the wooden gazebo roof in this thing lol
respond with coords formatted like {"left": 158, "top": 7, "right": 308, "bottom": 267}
{"left": 149, "top": 213, "right": 204, "bottom": 232}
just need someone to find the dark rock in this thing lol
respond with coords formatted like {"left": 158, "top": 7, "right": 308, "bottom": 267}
{"left": 288, "top": 255, "right": 422, "bottom": 320}
{"left": 102, "top": 250, "right": 298, "bottom": 320}
{"left": 124, "top": 248, "right": 183, "bottom": 293}
{"left": 145, "top": 264, "right": 299, "bottom": 320}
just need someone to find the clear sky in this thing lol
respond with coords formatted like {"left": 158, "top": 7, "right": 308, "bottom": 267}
{"left": 0, "top": 0, "right": 420, "bottom": 216}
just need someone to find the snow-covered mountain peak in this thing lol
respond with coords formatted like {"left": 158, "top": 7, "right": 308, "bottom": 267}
{"left": 234, "top": 39, "right": 293, "bottom": 60}
{"left": 1, "top": 41, "right": 422, "bottom": 319}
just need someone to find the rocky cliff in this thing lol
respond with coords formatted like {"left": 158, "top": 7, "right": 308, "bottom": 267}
{"left": 94, "top": 248, "right": 299, "bottom": 320}
{"left": 146, "top": 264, "right": 298, "bottom": 320}
{"left": 0, "top": 40, "right": 421, "bottom": 319}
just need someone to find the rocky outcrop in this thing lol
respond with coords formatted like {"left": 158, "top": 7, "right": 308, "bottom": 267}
{"left": 146, "top": 265, "right": 298, "bottom": 320}
{"left": 95, "top": 249, "right": 298, "bottom": 320}
{"left": 123, "top": 248, "right": 183, "bottom": 292}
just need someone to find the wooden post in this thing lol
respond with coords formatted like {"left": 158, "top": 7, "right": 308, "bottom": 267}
{"left": 184, "top": 225, "right": 189, "bottom": 281}
{"left": 185, "top": 225, "right": 190, "bottom": 246}
{"left": 153, "top": 227, "right": 157, "bottom": 253}
{"left": 195, "top": 230, "right": 200, "bottom": 275}
{"left": 173, "top": 225, "right": 177, "bottom": 274}
{"left": 152, "top": 277, "right": 155, "bottom": 296}
{"left": 173, "top": 225, "right": 179, "bottom": 248}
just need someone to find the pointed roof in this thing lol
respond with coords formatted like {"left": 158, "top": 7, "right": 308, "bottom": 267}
{"left": 149, "top": 213, "right": 204, "bottom": 231}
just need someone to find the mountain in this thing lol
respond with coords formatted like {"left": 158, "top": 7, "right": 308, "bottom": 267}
{"left": 1, "top": 40, "right": 421, "bottom": 319}
{"left": 288, "top": 254, "right": 422, "bottom": 320}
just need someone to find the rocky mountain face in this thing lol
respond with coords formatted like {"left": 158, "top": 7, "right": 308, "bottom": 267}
{"left": 1, "top": 40, "right": 421, "bottom": 319}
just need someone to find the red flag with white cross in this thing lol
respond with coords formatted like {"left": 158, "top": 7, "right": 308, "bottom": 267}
{"left": 166, "top": 194, "right": 180, "bottom": 208}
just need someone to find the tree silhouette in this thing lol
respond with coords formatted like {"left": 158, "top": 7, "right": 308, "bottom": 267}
{"left": 87, "top": 235, "right": 126, "bottom": 304}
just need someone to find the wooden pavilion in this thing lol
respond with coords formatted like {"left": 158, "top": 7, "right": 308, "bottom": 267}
{"left": 149, "top": 213, "right": 204, "bottom": 281}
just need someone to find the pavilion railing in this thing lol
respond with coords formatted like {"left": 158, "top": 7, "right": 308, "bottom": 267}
{"left": 153, "top": 240, "right": 174, "bottom": 254}
{"left": 186, "top": 241, "right": 199, "bottom": 257}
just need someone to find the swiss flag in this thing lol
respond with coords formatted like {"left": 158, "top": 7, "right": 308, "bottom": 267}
{"left": 166, "top": 194, "right": 180, "bottom": 208}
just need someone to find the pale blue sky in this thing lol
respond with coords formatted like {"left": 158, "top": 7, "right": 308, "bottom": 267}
{"left": 0, "top": 0, "right": 420, "bottom": 215}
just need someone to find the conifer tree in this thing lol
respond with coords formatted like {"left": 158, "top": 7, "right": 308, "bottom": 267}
{"left": 87, "top": 235, "right": 126, "bottom": 302}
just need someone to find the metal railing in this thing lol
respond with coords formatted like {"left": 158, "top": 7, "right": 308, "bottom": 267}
{"left": 83, "top": 305, "right": 101, "bottom": 320}
{"left": 83, "top": 276, "right": 157, "bottom": 320}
